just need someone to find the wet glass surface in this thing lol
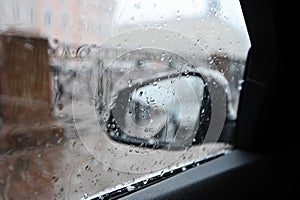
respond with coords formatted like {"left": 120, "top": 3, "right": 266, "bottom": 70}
{"left": 0, "top": 0, "right": 250, "bottom": 199}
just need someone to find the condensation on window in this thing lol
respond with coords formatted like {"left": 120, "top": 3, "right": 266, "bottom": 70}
{"left": 0, "top": 0, "right": 250, "bottom": 199}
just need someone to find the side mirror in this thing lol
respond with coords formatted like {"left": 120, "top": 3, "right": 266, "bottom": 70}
{"left": 106, "top": 72, "right": 211, "bottom": 150}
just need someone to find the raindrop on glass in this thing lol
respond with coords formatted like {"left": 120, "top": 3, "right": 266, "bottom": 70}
{"left": 126, "top": 185, "right": 135, "bottom": 192}
{"left": 128, "top": 79, "right": 133, "bottom": 87}
{"left": 83, "top": 193, "right": 88, "bottom": 199}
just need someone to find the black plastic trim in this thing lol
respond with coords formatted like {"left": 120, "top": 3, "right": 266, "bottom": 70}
{"left": 235, "top": 0, "right": 279, "bottom": 151}
{"left": 120, "top": 150, "right": 289, "bottom": 200}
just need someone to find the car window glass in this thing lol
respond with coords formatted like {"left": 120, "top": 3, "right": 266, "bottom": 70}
{"left": 0, "top": 0, "right": 250, "bottom": 199}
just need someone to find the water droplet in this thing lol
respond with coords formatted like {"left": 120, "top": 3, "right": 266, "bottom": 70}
{"left": 56, "top": 138, "right": 63, "bottom": 144}
{"left": 85, "top": 165, "right": 91, "bottom": 171}
{"left": 134, "top": 3, "right": 141, "bottom": 9}
{"left": 107, "top": 167, "right": 113, "bottom": 172}
{"left": 127, "top": 185, "right": 135, "bottom": 191}
{"left": 143, "top": 179, "right": 148, "bottom": 185}
{"left": 24, "top": 43, "right": 34, "bottom": 51}
{"left": 128, "top": 79, "right": 133, "bottom": 87}
{"left": 52, "top": 176, "right": 59, "bottom": 183}
{"left": 176, "top": 16, "right": 181, "bottom": 21}
{"left": 152, "top": 81, "right": 158, "bottom": 86}
{"left": 238, "top": 79, "right": 244, "bottom": 84}
{"left": 83, "top": 193, "right": 88, "bottom": 199}
{"left": 182, "top": 167, "right": 187, "bottom": 171}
